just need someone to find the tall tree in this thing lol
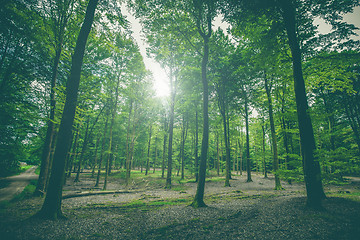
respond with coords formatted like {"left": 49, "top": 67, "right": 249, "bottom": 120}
{"left": 191, "top": 0, "right": 215, "bottom": 208}
{"left": 35, "top": 0, "right": 75, "bottom": 196}
{"left": 264, "top": 73, "right": 283, "bottom": 190}
{"left": 34, "top": 0, "right": 98, "bottom": 219}
{"left": 277, "top": 0, "right": 325, "bottom": 208}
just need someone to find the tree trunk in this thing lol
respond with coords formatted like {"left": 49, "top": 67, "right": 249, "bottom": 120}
{"left": 153, "top": 135, "right": 158, "bottom": 173}
{"left": 125, "top": 100, "right": 133, "bottom": 185}
{"left": 191, "top": 21, "right": 211, "bottom": 207}
{"left": 181, "top": 114, "right": 188, "bottom": 180}
{"left": 145, "top": 125, "right": 152, "bottom": 175}
{"left": 161, "top": 132, "right": 167, "bottom": 178}
{"left": 264, "top": 74, "right": 283, "bottom": 190}
{"left": 34, "top": 45, "right": 62, "bottom": 196}
{"left": 262, "top": 124, "right": 268, "bottom": 178}
{"left": 165, "top": 67, "right": 176, "bottom": 189}
{"left": 194, "top": 108, "right": 199, "bottom": 182}
{"left": 67, "top": 126, "right": 80, "bottom": 178}
{"left": 34, "top": 0, "right": 98, "bottom": 219}
{"left": 279, "top": 0, "right": 325, "bottom": 209}
{"left": 216, "top": 133, "right": 220, "bottom": 176}
{"left": 103, "top": 72, "right": 121, "bottom": 190}
{"left": 244, "top": 92, "right": 252, "bottom": 182}
{"left": 161, "top": 112, "right": 168, "bottom": 179}
{"left": 95, "top": 113, "right": 109, "bottom": 188}
{"left": 91, "top": 136, "right": 100, "bottom": 178}
{"left": 74, "top": 117, "right": 90, "bottom": 182}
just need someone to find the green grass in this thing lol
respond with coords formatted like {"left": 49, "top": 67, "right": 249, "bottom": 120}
{"left": 327, "top": 191, "right": 360, "bottom": 202}
{"left": 12, "top": 180, "right": 37, "bottom": 202}
{"left": 83, "top": 197, "right": 192, "bottom": 214}
{"left": 35, "top": 167, "right": 40, "bottom": 175}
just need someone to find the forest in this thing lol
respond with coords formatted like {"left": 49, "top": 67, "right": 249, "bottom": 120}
{"left": 0, "top": 0, "right": 360, "bottom": 239}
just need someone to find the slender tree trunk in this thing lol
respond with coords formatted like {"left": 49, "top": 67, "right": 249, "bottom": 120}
{"left": 181, "top": 114, "right": 188, "bottom": 180}
{"left": 126, "top": 103, "right": 138, "bottom": 185}
{"left": 217, "top": 81, "right": 231, "bottom": 186}
{"left": 153, "top": 135, "right": 158, "bottom": 173}
{"left": 165, "top": 67, "right": 176, "bottom": 189}
{"left": 194, "top": 108, "right": 199, "bottom": 182}
{"left": 162, "top": 132, "right": 167, "bottom": 178}
{"left": 262, "top": 124, "right": 268, "bottom": 178}
{"left": 103, "top": 72, "right": 121, "bottom": 190}
{"left": 244, "top": 93, "right": 252, "bottom": 182}
{"left": 125, "top": 100, "right": 133, "bottom": 185}
{"left": 95, "top": 114, "right": 109, "bottom": 187}
{"left": 74, "top": 117, "right": 90, "bottom": 182}
{"left": 161, "top": 113, "right": 168, "bottom": 179}
{"left": 91, "top": 136, "right": 100, "bottom": 178}
{"left": 343, "top": 97, "right": 360, "bottom": 153}
{"left": 34, "top": 0, "right": 98, "bottom": 219}
{"left": 64, "top": 131, "right": 75, "bottom": 183}
{"left": 264, "top": 74, "right": 283, "bottom": 189}
{"left": 279, "top": 0, "right": 325, "bottom": 209}
{"left": 145, "top": 125, "right": 152, "bottom": 175}
{"left": 45, "top": 130, "right": 57, "bottom": 191}
{"left": 216, "top": 133, "right": 220, "bottom": 176}
{"left": 34, "top": 45, "right": 62, "bottom": 196}
{"left": 192, "top": 27, "right": 211, "bottom": 208}
{"left": 67, "top": 126, "right": 80, "bottom": 178}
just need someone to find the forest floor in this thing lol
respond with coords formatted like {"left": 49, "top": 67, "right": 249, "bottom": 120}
{"left": 0, "top": 169, "right": 360, "bottom": 240}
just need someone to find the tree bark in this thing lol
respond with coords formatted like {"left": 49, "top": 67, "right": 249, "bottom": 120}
{"left": 34, "top": 0, "right": 98, "bottom": 219}
{"left": 165, "top": 66, "right": 176, "bottom": 189}
{"left": 279, "top": 0, "right": 325, "bottom": 209}
{"left": 34, "top": 45, "right": 62, "bottom": 196}
{"left": 145, "top": 125, "right": 152, "bottom": 175}
{"left": 191, "top": 12, "right": 211, "bottom": 206}
{"left": 95, "top": 113, "right": 109, "bottom": 187}
{"left": 125, "top": 100, "right": 133, "bottom": 185}
{"left": 244, "top": 91, "right": 252, "bottom": 182}
{"left": 194, "top": 108, "right": 199, "bottom": 182}
{"left": 262, "top": 124, "right": 268, "bottom": 178}
{"left": 264, "top": 74, "right": 283, "bottom": 189}
{"left": 74, "top": 117, "right": 90, "bottom": 182}
{"left": 181, "top": 114, "right": 188, "bottom": 180}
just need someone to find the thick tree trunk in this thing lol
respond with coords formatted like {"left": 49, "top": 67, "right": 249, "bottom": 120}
{"left": 34, "top": 0, "right": 98, "bottom": 219}
{"left": 264, "top": 75, "right": 283, "bottom": 189}
{"left": 279, "top": 0, "right": 325, "bottom": 209}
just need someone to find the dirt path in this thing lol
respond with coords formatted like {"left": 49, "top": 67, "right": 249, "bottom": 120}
{"left": 0, "top": 167, "right": 38, "bottom": 202}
